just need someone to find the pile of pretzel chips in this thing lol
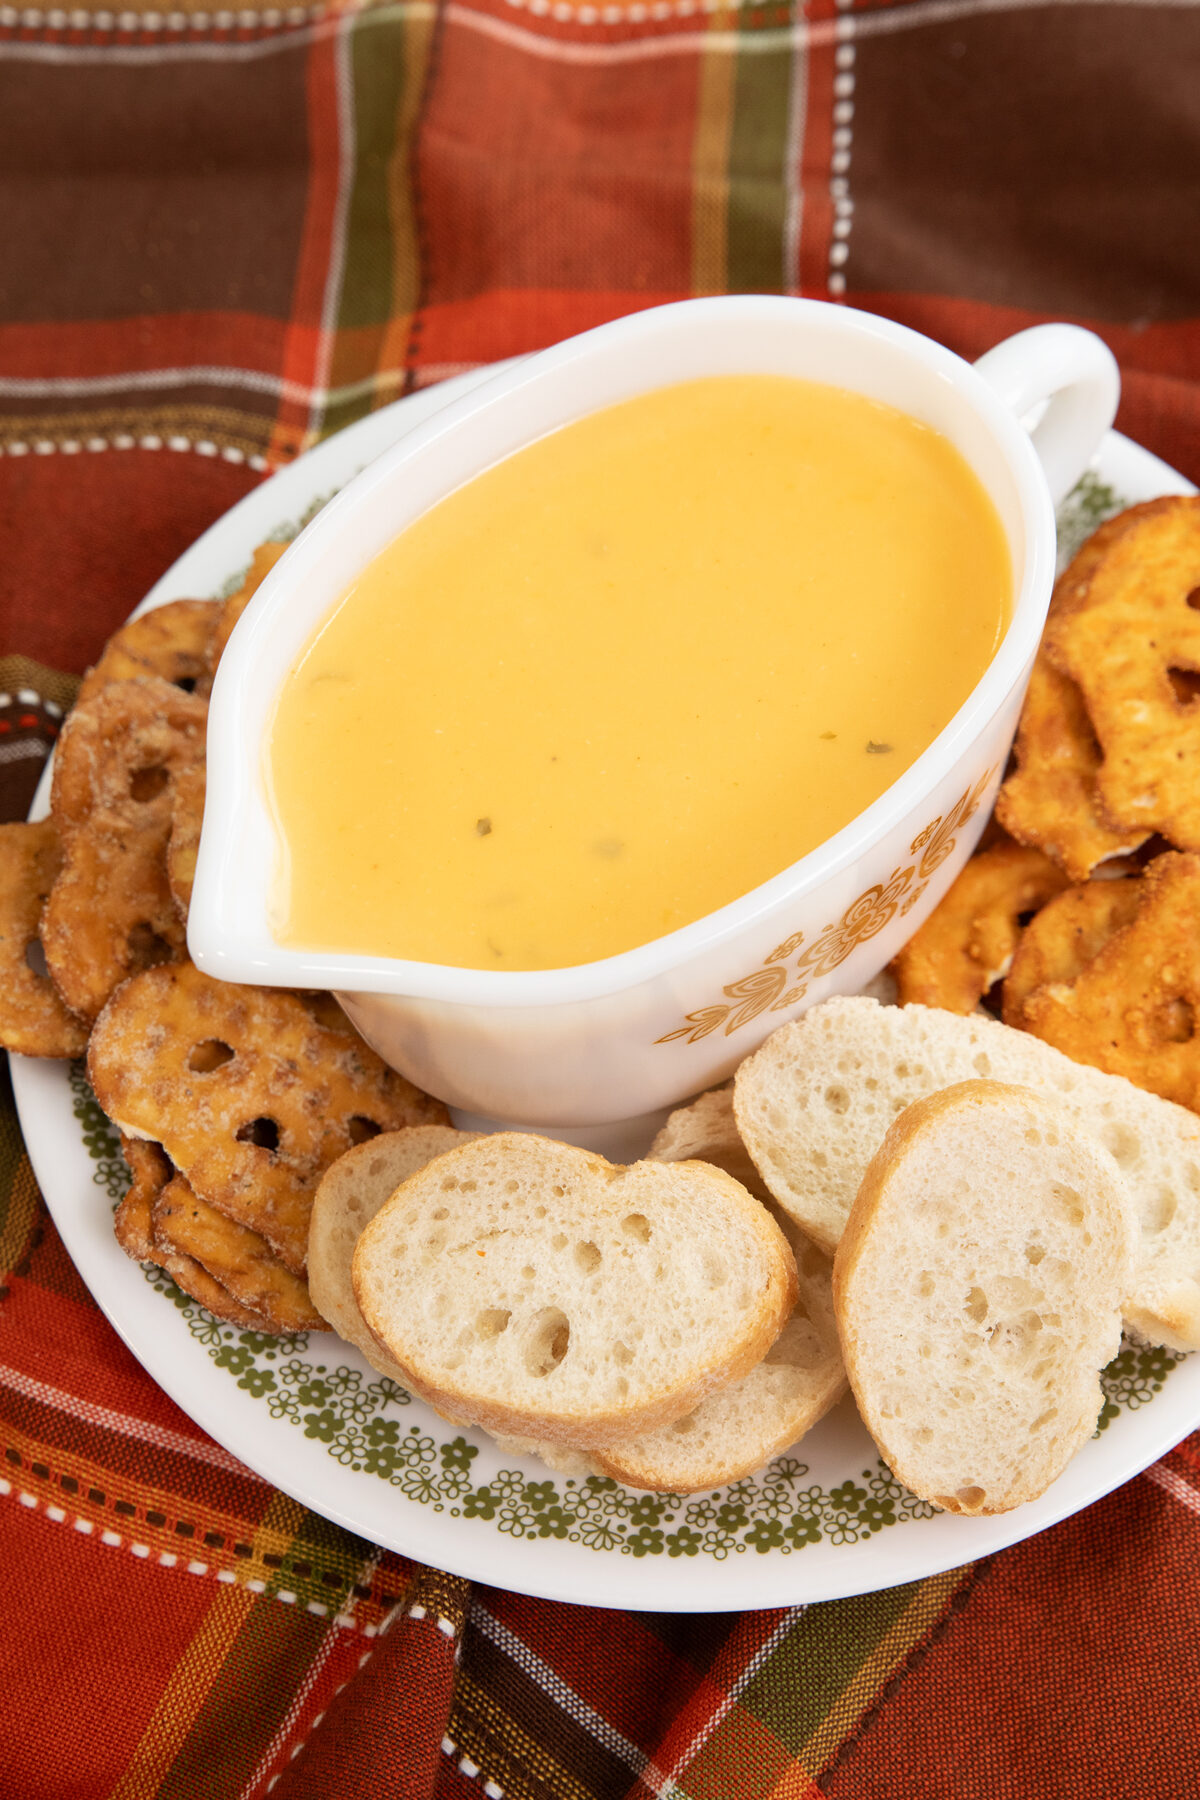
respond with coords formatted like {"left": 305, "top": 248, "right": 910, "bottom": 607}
{"left": 892, "top": 496, "right": 1200, "bottom": 1113}
{"left": 0, "top": 542, "right": 446, "bottom": 1333}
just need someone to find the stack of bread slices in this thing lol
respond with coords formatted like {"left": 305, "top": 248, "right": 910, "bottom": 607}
{"left": 309, "top": 995, "right": 1200, "bottom": 1511}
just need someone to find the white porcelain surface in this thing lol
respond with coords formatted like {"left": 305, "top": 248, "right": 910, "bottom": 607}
{"left": 15, "top": 420, "right": 1196, "bottom": 1613}
{"left": 189, "top": 298, "right": 1119, "bottom": 1132}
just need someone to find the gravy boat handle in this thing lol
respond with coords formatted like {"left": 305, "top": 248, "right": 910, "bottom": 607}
{"left": 973, "top": 323, "right": 1120, "bottom": 507}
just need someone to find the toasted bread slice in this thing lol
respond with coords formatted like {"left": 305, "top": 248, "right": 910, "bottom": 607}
{"left": 351, "top": 1133, "right": 797, "bottom": 1449}
{"left": 308, "top": 1124, "right": 480, "bottom": 1381}
{"left": 594, "top": 1220, "right": 844, "bottom": 1490}
{"left": 834, "top": 1081, "right": 1135, "bottom": 1515}
{"left": 734, "top": 995, "right": 1200, "bottom": 1350}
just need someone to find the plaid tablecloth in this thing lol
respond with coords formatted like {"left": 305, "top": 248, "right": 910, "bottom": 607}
{"left": 3, "top": 3, "right": 1200, "bottom": 1795}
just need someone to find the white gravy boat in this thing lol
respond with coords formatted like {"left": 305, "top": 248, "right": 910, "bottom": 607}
{"left": 189, "top": 296, "right": 1118, "bottom": 1157}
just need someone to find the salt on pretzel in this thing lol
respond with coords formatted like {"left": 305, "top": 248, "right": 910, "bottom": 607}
{"left": 207, "top": 541, "right": 288, "bottom": 674}
{"left": 1043, "top": 497, "right": 1200, "bottom": 850}
{"left": 151, "top": 1175, "right": 329, "bottom": 1333}
{"left": 1003, "top": 876, "right": 1142, "bottom": 1030}
{"left": 890, "top": 838, "right": 1069, "bottom": 1014}
{"left": 41, "top": 805, "right": 188, "bottom": 1023}
{"left": 51, "top": 676, "right": 207, "bottom": 843}
{"left": 995, "top": 658, "right": 1150, "bottom": 881}
{"left": 0, "top": 820, "right": 89, "bottom": 1058}
{"left": 77, "top": 599, "right": 221, "bottom": 707}
{"left": 88, "top": 962, "right": 449, "bottom": 1276}
{"left": 114, "top": 1136, "right": 269, "bottom": 1328}
{"left": 166, "top": 761, "right": 206, "bottom": 918}
{"left": 1018, "top": 852, "right": 1200, "bottom": 1112}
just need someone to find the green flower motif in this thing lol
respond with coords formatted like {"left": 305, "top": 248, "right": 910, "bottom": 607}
{"left": 783, "top": 1512, "right": 822, "bottom": 1550}
{"left": 296, "top": 1378, "right": 334, "bottom": 1408}
{"left": 627, "top": 1494, "right": 669, "bottom": 1529}
{"left": 398, "top": 1430, "right": 436, "bottom": 1468}
{"left": 683, "top": 1497, "right": 720, "bottom": 1530}
{"left": 522, "top": 1480, "right": 557, "bottom": 1512}
{"left": 574, "top": 1517, "right": 625, "bottom": 1552}
{"left": 534, "top": 1506, "right": 571, "bottom": 1540}
{"left": 461, "top": 1486, "right": 499, "bottom": 1522}
{"left": 440, "top": 1437, "right": 478, "bottom": 1475}
{"left": 625, "top": 1526, "right": 664, "bottom": 1558}
{"left": 214, "top": 1345, "right": 255, "bottom": 1377}
{"left": 767, "top": 1457, "right": 807, "bottom": 1485}
{"left": 497, "top": 1502, "right": 539, "bottom": 1539}
{"left": 302, "top": 1408, "right": 340, "bottom": 1443}
{"left": 187, "top": 1313, "right": 227, "bottom": 1347}
{"left": 829, "top": 1480, "right": 868, "bottom": 1513}
{"left": 745, "top": 1517, "right": 786, "bottom": 1554}
{"left": 489, "top": 1467, "right": 531, "bottom": 1503}
{"left": 713, "top": 1501, "right": 747, "bottom": 1534}
{"left": 700, "top": 1528, "right": 737, "bottom": 1561}
{"left": 857, "top": 1495, "right": 895, "bottom": 1533}
{"left": 364, "top": 1418, "right": 401, "bottom": 1450}
{"left": 401, "top": 1466, "right": 442, "bottom": 1504}
{"left": 665, "top": 1525, "right": 703, "bottom": 1558}
{"left": 363, "top": 1443, "right": 402, "bottom": 1479}
{"left": 238, "top": 1367, "right": 277, "bottom": 1399}
{"left": 267, "top": 1389, "right": 301, "bottom": 1422}
{"left": 368, "top": 1376, "right": 412, "bottom": 1409}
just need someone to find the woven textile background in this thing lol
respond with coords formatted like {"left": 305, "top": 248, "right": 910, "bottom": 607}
{"left": 3, "top": 2, "right": 1200, "bottom": 1796}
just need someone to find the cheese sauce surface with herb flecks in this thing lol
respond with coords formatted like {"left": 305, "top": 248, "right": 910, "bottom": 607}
{"left": 267, "top": 375, "right": 1011, "bottom": 970}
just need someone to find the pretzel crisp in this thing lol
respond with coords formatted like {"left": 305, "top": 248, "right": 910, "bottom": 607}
{"left": 77, "top": 599, "right": 222, "bottom": 706}
{"left": 152, "top": 1175, "right": 329, "bottom": 1333}
{"left": 1018, "top": 852, "right": 1200, "bottom": 1111}
{"left": 41, "top": 806, "right": 187, "bottom": 1022}
{"left": 995, "top": 657, "right": 1150, "bottom": 881}
{"left": 114, "top": 1137, "right": 268, "bottom": 1327}
{"left": 0, "top": 820, "right": 89, "bottom": 1058}
{"left": 88, "top": 962, "right": 449, "bottom": 1276}
{"left": 51, "top": 676, "right": 207, "bottom": 843}
{"left": 166, "top": 761, "right": 206, "bottom": 917}
{"left": 1002, "top": 876, "right": 1143, "bottom": 1029}
{"left": 1043, "top": 497, "right": 1200, "bottom": 850}
{"left": 890, "top": 838, "right": 1069, "bottom": 1013}
{"left": 207, "top": 541, "right": 288, "bottom": 673}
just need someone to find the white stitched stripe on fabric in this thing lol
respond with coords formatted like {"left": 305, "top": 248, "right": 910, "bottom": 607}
{"left": 0, "top": 1359, "right": 264, "bottom": 1479}
{"left": 1145, "top": 1461, "right": 1200, "bottom": 1515}
{"left": 656, "top": 1605, "right": 806, "bottom": 1796}
{"left": 468, "top": 1599, "right": 675, "bottom": 1795}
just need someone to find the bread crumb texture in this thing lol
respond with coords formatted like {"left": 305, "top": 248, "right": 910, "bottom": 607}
{"left": 351, "top": 1134, "right": 796, "bottom": 1446}
{"left": 834, "top": 1080, "right": 1135, "bottom": 1515}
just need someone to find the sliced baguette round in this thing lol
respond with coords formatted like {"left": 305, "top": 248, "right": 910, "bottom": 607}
{"left": 593, "top": 1221, "right": 845, "bottom": 1491}
{"left": 307, "top": 1124, "right": 480, "bottom": 1383}
{"left": 351, "top": 1133, "right": 797, "bottom": 1449}
{"left": 834, "top": 1081, "right": 1135, "bottom": 1515}
{"left": 649, "top": 1084, "right": 773, "bottom": 1202}
{"left": 734, "top": 994, "right": 1200, "bottom": 1350}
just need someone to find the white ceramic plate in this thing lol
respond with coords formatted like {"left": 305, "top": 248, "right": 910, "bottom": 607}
{"left": 11, "top": 372, "right": 1198, "bottom": 1612}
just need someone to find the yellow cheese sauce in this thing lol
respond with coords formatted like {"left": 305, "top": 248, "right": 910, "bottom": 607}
{"left": 267, "top": 375, "right": 1011, "bottom": 970}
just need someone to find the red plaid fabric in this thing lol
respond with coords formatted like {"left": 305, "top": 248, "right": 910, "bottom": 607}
{"left": 3, "top": 2, "right": 1200, "bottom": 1794}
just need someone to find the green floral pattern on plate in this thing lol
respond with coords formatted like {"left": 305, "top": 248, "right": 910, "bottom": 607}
{"left": 71, "top": 1065, "right": 1186, "bottom": 1559}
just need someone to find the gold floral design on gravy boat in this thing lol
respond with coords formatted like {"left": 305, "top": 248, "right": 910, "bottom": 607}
{"left": 191, "top": 297, "right": 1118, "bottom": 1155}
{"left": 657, "top": 771, "right": 995, "bottom": 1047}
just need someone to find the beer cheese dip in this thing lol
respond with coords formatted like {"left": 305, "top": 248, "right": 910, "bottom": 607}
{"left": 266, "top": 375, "right": 1011, "bottom": 971}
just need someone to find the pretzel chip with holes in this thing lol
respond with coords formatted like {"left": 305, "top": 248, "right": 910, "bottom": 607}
{"left": 1018, "top": 851, "right": 1200, "bottom": 1111}
{"left": 114, "top": 1137, "right": 269, "bottom": 1327}
{"left": 207, "top": 540, "right": 289, "bottom": 673}
{"left": 167, "top": 761, "right": 206, "bottom": 917}
{"left": 1002, "top": 876, "right": 1143, "bottom": 1030}
{"left": 994, "top": 658, "right": 1150, "bottom": 881}
{"left": 77, "top": 599, "right": 222, "bottom": 706}
{"left": 1043, "top": 496, "right": 1200, "bottom": 849}
{"left": 0, "top": 819, "right": 89, "bottom": 1057}
{"left": 151, "top": 1174, "right": 330, "bottom": 1333}
{"left": 889, "top": 838, "right": 1070, "bottom": 1014}
{"left": 41, "top": 805, "right": 188, "bottom": 1022}
{"left": 87, "top": 961, "right": 449, "bottom": 1275}
{"left": 51, "top": 676, "right": 207, "bottom": 843}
